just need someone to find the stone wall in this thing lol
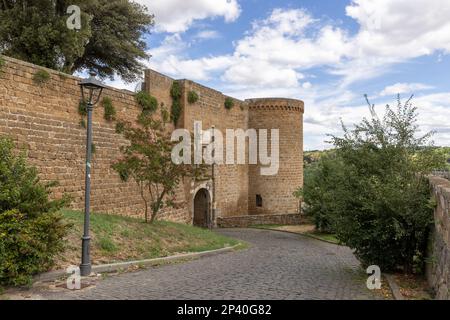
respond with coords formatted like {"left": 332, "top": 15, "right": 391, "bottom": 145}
{"left": 426, "top": 176, "right": 450, "bottom": 300}
{"left": 217, "top": 213, "right": 304, "bottom": 228}
{"left": 0, "top": 56, "right": 305, "bottom": 226}
{"left": 247, "top": 98, "right": 304, "bottom": 215}
{"left": 0, "top": 55, "right": 190, "bottom": 222}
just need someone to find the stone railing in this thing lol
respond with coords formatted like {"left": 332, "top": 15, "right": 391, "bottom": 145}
{"left": 426, "top": 176, "right": 450, "bottom": 300}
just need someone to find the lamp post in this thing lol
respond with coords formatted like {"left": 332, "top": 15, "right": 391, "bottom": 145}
{"left": 79, "top": 72, "right": 105, "bottom": 276}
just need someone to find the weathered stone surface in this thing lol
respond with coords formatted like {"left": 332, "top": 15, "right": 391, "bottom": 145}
{"left": 427, "top": 176, "right": 450, "bottom": 300}
{"left": 0, "top": 55, "right": 305, "bottom": 226}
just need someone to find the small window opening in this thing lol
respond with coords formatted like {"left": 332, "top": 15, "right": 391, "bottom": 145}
{"left": 256, "top": 194, "right": 263, "bottom": 207}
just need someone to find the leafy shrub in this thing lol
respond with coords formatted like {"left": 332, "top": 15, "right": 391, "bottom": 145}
{"left": 115, "top": 121, "right": 125, "bottom": 134}
{"left": 302, "top": 96, "right": 445, "bottom": 273}
{"left": 0, "top": 57, "right": 5, "bottom": 72}
{"left": 187, "top": 91, "right": 199, "bottom": 104}
{"left": 0, "top": 138, "right": 70, "bottom": 286}
{"left": 32, "top": 70, "right": 51, "bottom": 85}
{"left": 102, "top": 97, "right": 116, "bottom": 121}
{"left": 78, "top": 100, "right": 87, "bottom": 116}
{"left": 170, "top": 82, "right": 183, "bottom": 125}
{"left": 0, "top": 210, "right": 69, "bottom": 286}
{"left": 224, "top": 97, "right": 234, "bottom": 110}
{"left": 170, "top": 81, "right": 182, "bottom": 99}
{"left": 135, "top": 91, "right": 158, "bottom": 114}
{"left": 171, "top": 100, "right": 182, "bottom": 125}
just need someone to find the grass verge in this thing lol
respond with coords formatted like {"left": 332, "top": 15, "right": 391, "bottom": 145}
{"left": 55, "top": 210, "right": 240, "bottom": 270}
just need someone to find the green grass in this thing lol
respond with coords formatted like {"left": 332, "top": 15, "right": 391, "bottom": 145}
{"left": 57, "top": 210, "right": 241, "bottom": 269}
{"left": 304, "top": 231, "right": 340, "bottom": 244}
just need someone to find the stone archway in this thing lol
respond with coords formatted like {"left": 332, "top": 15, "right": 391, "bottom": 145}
{"left": 193, "top": 188, "right": 210, "bottom": 228}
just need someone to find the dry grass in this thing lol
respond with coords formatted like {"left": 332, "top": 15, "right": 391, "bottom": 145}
{"left": 54, "top": 210, "right": 240, "bottom": 270}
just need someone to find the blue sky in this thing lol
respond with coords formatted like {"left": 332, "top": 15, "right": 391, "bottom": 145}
{"left": 111, "top": 0, "right": 450, "bottom": 150}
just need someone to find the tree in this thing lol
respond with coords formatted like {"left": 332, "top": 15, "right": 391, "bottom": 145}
{"left": 302, "top": 95, "right": 445, "bottom": 273}
{"left": 0, "top": 0, "right": 153, "bottom": 82}
{"left": 0, "top": 137, "right": 70, "bottom": 285}
{"left": 112, "top": 111, "right": 207, "bottom": 224}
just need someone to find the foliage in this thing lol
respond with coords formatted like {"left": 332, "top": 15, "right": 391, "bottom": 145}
{"left": 0, "top": 56, "right": 5, "bottom": 72}
{"left": 170, "top": 81, "right": 183, "bottom": 125}
{"left": 135, "top": 91, "right": 158, "bottom": 115}
{"left": 112, "top": 112, "right": 207, "bottom": 223}
{"left": 187, "top": 91, "right": 199, "bottom": 104}
{"left": 301, "top": 96, "right": 445, "bottom": 273}
{"left": 102, "top": 97, "right": 116, "bottom": 121}
{"left": 32, "top": 70, "right": 51, "bottom": 85}
{"left": 224, "top": 97, "right": 234, "bottom": 110}
{"left": 115, "top": 122, "right": 125, "bottom": 134}
{"left": 78, "top": 100, "right": 87, "bottom": 116}
{"left": 0, "top": 0, "right": 153, "bottom": 82}
{"left": 0, "top": 137, "right": 70, "bottom": 285}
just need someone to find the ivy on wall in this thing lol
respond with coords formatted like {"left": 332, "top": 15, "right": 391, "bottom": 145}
{"left": 170, "top": 81, "right": 182, "bottom": 125}
{"left": 32, "top": 70, "right": 51, "bottom": 85}
{"left": 135, "top": 91, "right": 158, "bottom": 115}
{"left": 224, "top": 97, "right": 234, "bottom": 110}
{"left": 0, "top": 57, "right": 5, "bottom": 73}
{"left": 102, "top": 96, "right": 116, "bottom": 121}
{"left": 187, "top": 90, "right": 199, "bottom": 104}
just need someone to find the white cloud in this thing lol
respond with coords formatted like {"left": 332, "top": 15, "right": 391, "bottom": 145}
{"left": 380, "top": 83, "right": 434, "bottom": 96}
{"left": 195, "top": 30, "right": 220, "bottom": 40}
{"left": 109, "top": 2, "right": 450, "bottom": 149}
{"left": 135, "top": 0, "right": 241, "bottom": 33}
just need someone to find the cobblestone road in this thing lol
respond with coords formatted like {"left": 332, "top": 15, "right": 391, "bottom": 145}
{"left": 39, "top": 228, "right": 382, "bottom": 300}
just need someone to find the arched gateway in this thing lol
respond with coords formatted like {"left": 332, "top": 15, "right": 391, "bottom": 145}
{"left": 193, "top": 188, "right": 211, "bottom": 228}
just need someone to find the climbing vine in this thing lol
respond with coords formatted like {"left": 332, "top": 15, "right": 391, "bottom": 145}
{"left": 187, "top": 90, "right": 199, "bottom": 104}
{"left": 224, "top": 97, "right": 234, "bottom": 110}
{"left": 0, "top": 57, "right": 5, "bottom": 73}
{"left": 32, "top": 70, "right": 51, "bottom": 85}
{"left": 135, "top": 91, "right": 158, "bottom": 115}
{"left": 170, "top": 81, "right": 182, "bottom": 125}
{"left": 102, "top": 96, "right": 116, "bottom": 121}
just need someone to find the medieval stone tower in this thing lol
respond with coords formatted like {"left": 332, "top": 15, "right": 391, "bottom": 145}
{"left": 247, "top": 98, "right": 304, "bottom": 216}
{"left": 145, "top": 69, "right": 304, "bottom": 227}
{"left": 0, "top": 56, "right": 304, "bottom": 228}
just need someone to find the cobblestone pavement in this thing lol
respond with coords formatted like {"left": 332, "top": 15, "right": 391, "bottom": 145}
{"left": 38, "top": 228, "right": 382, "bottom": 300}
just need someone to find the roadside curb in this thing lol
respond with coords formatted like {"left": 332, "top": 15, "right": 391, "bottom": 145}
{"left": 250, "top": 227, "right": 342, "bottom": 246}
{"left": 34, "top": 244, "right": 242, "bottom": 283}
{"left": 384, "top": 274, "right": 404, "bottom": 300}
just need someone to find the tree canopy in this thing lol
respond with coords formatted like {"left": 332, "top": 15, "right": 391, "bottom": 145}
{"left": 0, "top": 0, "right": 153, "bottom": 82}
{"left": 300, "top": 95, "right": 446, "bottom": 273}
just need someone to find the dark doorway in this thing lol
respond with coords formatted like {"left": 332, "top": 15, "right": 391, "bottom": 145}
{"left": 193, "top": 188, "right": 210, "bottom": 228}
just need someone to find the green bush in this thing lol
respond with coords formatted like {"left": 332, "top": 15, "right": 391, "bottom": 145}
{"left": 0, "top": 138, "right": 70, "bottom": 286}
{"left": 224, "top": 97, "right": 234, "bottom": 110}
{"left": 135, "top": 91, "right": 158, "bottom": 114}
{"left": 102, "top": 97, "right": 116, "bottom": 121}
{"left": 171, "top": 100, "right": 182, "bottom": 125}
{"left": 170, "top": 82, "right": 183, "bottom": 125}
{"left": 302, "top": 96, "right": 445, "bottom": 273}
{"left": 0, "top": 57, "right": 5, "bottom": 72}
{"left": 78, "top": 100, "right": 87, "bottom": 116}
{"left": 32, "top": 70, "right": 51, "bottom": 85}
{"left": 187, "top": 91, "right": 199, "bottom": 104}
{"left": 170, "top": 81, "right": 182, "bottom": 99}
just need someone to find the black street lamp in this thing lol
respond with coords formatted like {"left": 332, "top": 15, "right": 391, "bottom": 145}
{"left": 79, "top": 72, "right": 106, "bottom": 276}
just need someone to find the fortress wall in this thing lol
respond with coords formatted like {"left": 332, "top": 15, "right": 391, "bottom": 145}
{"left": 181, "top": 79, "right": 249, "bottom": 217}
{"left": 247, "top": 98, "right": 304, "bottom": 215}
{"left": 0, "top": 56, "right": 189, "bottom": 222}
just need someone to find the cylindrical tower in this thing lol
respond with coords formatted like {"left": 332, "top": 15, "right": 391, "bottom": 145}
{"left": 246, "top": 98, "right": 304, "bottom": 215}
